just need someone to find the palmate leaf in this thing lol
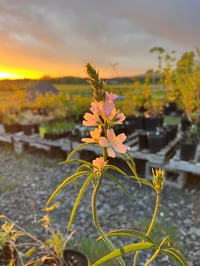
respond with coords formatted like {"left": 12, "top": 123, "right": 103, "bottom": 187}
{"left": 46, "top": 170, "right": 92, "bottom": 206}
{"left": 92, "top": 242, "right": 155, "bottom": 266}
{"left": 67, "top": 172, "right": 95, "bottom": 231}
{"left": 162, "top": 247, "right": 189, "bottom": 266}
{"left": 97, "top": 229, "right": 154, "bottom": 243}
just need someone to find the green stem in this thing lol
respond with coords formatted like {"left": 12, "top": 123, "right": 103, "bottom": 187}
{"left": 133, "top": 192, "right": 161, "bottom": 266}
{"left": 145, "top": 248, "right": 160, "bottom": 266}
{"left": 92, "top": 176, "right": 126, "bottom": 266}
{"left": 146, "top": 192, "right": 160, "bottom": 237}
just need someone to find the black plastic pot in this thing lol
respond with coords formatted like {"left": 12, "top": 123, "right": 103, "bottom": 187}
{"left": 124, "top": 115, "right": 136, "bottom": 135}
{"left": 145, "top": 116, "right": 163, "bottom": 131}
{"left": 138, "top": 131, "right": 148, "bottom": 150}
{"left": 63, "top": 249, "right": 90, "bottom": 266}
{"left": 135, "top": 115, "right": 145, "bottom": 130}
{"left": 3, "top": 123, "right": 21, "bottom": 134}
{"left": 163, "top": 101, "right": 177, "bottom": 115}
{"left": 180, "top": 142, "right": 197, "bottom": 161}
{"left": 148, "top": 132, "right": 166, "bottom": 153}
{"left": 20, "top": 124, "right": 39, "bottom": 135}
{"left": 181, "top": 117, "right": 192, "bottom": 132}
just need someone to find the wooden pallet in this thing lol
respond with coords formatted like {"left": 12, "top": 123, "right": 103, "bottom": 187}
{"left": 129, "top": 136, "right": 180, "bottom": 164}
{"left": 145, "top": 144, "right": 200, "bottom": 189}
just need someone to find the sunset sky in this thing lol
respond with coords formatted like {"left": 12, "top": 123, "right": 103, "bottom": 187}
{"left": 0, "top": 0, "right": 200, "bottom": 79}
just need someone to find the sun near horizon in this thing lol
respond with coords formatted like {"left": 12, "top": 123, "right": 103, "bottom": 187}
{"left": 0, "top": 66, "right": 44, "bottom": 80}
{"left": 0, "top": 64, "right": 142, "bottom": 81}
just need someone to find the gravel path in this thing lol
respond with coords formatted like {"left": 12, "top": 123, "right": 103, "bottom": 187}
{"left": 0, "top": 146, "right": 199, "bottom": 265}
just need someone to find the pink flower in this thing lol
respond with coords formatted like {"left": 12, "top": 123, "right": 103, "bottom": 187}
{"left": 91, "top": 100, "right": 125, "bottom": 125}
{"left": 110, "top": 108, "right": 126, "bottom": 125}
{"left": 82, "top": 111, "right": 101, "bottom": 127}
{"left": 82, "top": 91, "right": 126, "bottom": 127}
{"left": 81, "top": 127, "right": 101, "bottom": 144}
{"left": 99, "top": 129, "right": 130, "bottom": 158}
{"left": 106, "top": 92, "right": 118, "bottom": 102}
{"left": 92, "top": 156, "right": 107, "bottom": 173}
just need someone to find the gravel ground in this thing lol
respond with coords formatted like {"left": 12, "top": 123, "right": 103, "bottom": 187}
{"left": 0, "top": 145, "right": 200, "bottom": 265}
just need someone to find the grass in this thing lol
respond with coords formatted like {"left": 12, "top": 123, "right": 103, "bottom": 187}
{"left": 0, "top": 176, "right": 18, "bottom": 193}
{"left": 39, "top": 120, "right": 76, "bottom": 137}
{"left": 134, "top": 216, "right": 179, "bottom": 248}
{"left": 164, "top": 115, "right": 181, "bottom": 125}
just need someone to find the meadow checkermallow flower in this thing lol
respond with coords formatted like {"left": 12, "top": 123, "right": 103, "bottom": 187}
{"left": 83, "top": 93, "right": 125, "bottom": 128}
{"left": 92, "top": 156, "right": 107, "bottom": 177}
{"left": 99, "top": 128, "right": 130, "bottom": 158}
{"left": 81, "top": 127, "right": 101, "bottom": 144}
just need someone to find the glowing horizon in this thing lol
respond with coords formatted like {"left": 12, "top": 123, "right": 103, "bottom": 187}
{"left": 0, "top": 67, "right": 43, "bottom": 80}
{"left": 0, "top": 65, "right": 143, "bottom": 81}
{"left": 0, "top": 1, "right": 199, "bottom": 81}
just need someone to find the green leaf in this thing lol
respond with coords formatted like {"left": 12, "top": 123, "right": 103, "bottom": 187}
{"left": 105, "top": 171, "right": 134, "bottom": 202}
{"left": 46, "top": 170, "right": 92, "bottom": 206}
{"left": 24, "top": 247, "right": 36, "bottom": 257}
{"left": 61, "top": 142, "right": 93, "bottom": 163}
{"left": 92, "top": 242, "right": 155, "bottom": 266}
{"left": 159, "top": 235, "right": 171, "bottom": 248}
{"left": 97, "top": 229, "right": 154, "bottom": 243}
{"left": 131, "top": 175, "right": 155, "bottom": 189}
{"left": 105, "top": 164, "right": 128, "bottom": 176}
{"left": 63, "top": 158, "right": 93, "bottom": 169}
{"left": 68, "top": 173, "right": 94, "bottom": 231}
{"left": 120, "top": 152, "right": 141, "bottom": 182}
{"left": 162, "top": 247, "right": 189, "bottom": 266}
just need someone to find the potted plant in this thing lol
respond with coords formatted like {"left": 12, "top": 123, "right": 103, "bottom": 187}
{"left": 0, "top": 219, "right": 19, "bottom": 265}
{"left": 42, "top": 120, "right": 75, "bottom": 140}
{"left": 17, "top": 110, "right": 41, "bottom": 135}
{"left": 174, "top": 51, "right": 197, "bottom": 128}
{"left": 0, "top": 204, "right": 90, "bottom": 266}
{"left": 2, "top": 112, "right": 21, "bottom": 134}
{"left": 147, "top": 130, "right": 167, "bottom": 153}
{"left": 139, "top": 68, "right": 164, "bottom": 132}
{"left": 180, "top": 124, "right": 199, "bottom": 161}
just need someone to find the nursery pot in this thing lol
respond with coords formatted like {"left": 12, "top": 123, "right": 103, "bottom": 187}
{"left": 124, "top": 115, "right": 137, "bottom": 135}
{"left": 181, "top": 117, "right": 191, "bottom": 132}
{"left": 180, "top": 142, "right": 197, "bottom": 161}
{"left": 3, "top": 123, "right": 21, "bottom": 134}
{"left": 21, "top": 124, "right": 38, "bottom": 135}
{"left": 63, "top": 249, "right": 90, "bottom": 266}
{"left": 138, "top": 131, "right": 148, "bottom": 150}
{"left": 135, "top": 115, "right": 145, "bottom": 130}
{"left": 145, "top": 116, "right": 163, "bottom": 131}
{"left": 148, "top": 131, "right": 166, "bottom": 153}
